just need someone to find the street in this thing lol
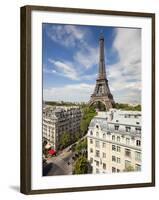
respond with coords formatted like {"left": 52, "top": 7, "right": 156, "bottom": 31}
{"left": 43, "top": 147, "right": 73, "bottom": 176}
{"left": 43, "top": 135, "right": 87, "bottom": 176}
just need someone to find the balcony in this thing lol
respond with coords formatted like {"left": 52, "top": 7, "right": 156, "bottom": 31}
{"left": 108, "top": 127, "right": 141, "bottom": 136}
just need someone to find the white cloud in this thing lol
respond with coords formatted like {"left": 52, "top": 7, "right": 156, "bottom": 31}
{"left": 47, "top": 25, "right": 87, "bottom": 47}
{"left": 74, "top": 46, "right": 98, "bottom": 69}
{"left": 107, "top": 28, "right": 141, "bottom": 104}
{"left": 47, "top": 24, "right": 98, "bottom": 70}
{"left": 47, "top": 58, "right": 97, "bottom": 81}
{"left": 44, "top": 83, "right": 94, "bottom": 102}
{"left": 48, "top": 59, "right": 79, "bottom": 80}
{"left": 82, "top": 73, "right": 97, "bottom": 80}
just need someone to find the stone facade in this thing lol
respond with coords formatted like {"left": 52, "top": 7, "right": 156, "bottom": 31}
{"left": 43, "top": 105, "right": 82, "bottom": 150}
{"left": 87, "top": 109, "right": 141, "bottom": 173}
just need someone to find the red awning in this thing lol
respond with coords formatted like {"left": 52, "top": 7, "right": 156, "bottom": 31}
{"left": 48, "top": 149, "right": 56, "bottom": 155}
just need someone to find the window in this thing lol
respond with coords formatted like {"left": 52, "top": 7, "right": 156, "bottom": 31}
{"left": 90, "top": 148, "right": 93, "bottom": 153}
{"left": 135, "top": 151, "right": 141, "bottom": 161}
{"left": 103, "top": 133, "right": 106, "bottom": 139}
{"left": 95, "top": 140, "right": 100, "bottom": 148}
{"left": 96, "top": 125, "right": 99, "bottom": 129}
{"left": 126, "top": 138, "right": 130, "bottom": 145}
{"left": 112, "top": 156, "right": 116, "bottom": 162}
{"left": 135, "top": 127, "right": 141, "bottom": 134}
{"left": 135, "top": 164, "right": 141, "bottom": 171}
{"left": 117, "top": 146, "right": 121, "bottom": 152}
{"left": 125, "top": 160, "right": 131, "bottom": 168}
{"left": 96, "top": 132, "right": 99, "bottom": 137}
{"left": 125, "top": 149, "right": 131, "bottom": 158}
{"left": 90, "top": 157, "right": 93, "bottom": 163}
{"left": 112, "top": 135, "right": 115, "bottom": 141}
{"left": 107, "top": 131, "right": 111, "bottom": 135}
{"left": 136, "top": 140, "right": 141, "bottom": 146}
{"left": 96, "top": 168, "right": 99, "bottom": 173}
{"left": 103, "top": 152, "right": 106, "bottom": 158}
{"left": 95, "top": 150, "right": 100, "bottom": 157}
{"left": 117, "top": 157, "right": 121, "bottom": 163}
{"left": 95, "top": 160, "right": 99, "bottom": 166}
{"left": 112, "top": 167, "right": 116, "bottom": 173}
{"left": 90, "top": 139, "right": 93, "bottom": 144}
{"left": 117, "top": 169, "right": 120, "bottom": 172}
{"left": 103, "top": 163, "right": 106, "bottom": 170}
{"left": 90, "top": 130, "right": 93, "bottom": 135}
{"left": 102, "top": 142, "right": 106, "bottom": 148}
{"left": 117, "top": 136, "right": 120, "bottom": 142}
{"left": 125, "top": 114, "right": 131, "bottom": 118}
{"left": 115, "top": 125, "right": 119, "bottom": 131}
{"left": 126, "top": 126, "right": 131, "bottom": 132}
{"left": 112, "top": 145, "right": 116, "bottom": 151}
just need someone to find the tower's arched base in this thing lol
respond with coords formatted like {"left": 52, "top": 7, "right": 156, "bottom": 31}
{"left": 89, "top": 97, "right": 114, "bottom": 111}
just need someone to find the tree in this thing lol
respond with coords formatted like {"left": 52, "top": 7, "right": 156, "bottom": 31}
{"left": 92, "top": 101, "right": 106, "bottom": 111}
{"left": 59, "top": 132, "right": 71, "bottom": 149}
{"left": 71, "top": 131, "right": 81, "bottom": 143}
{"left": 73, "top": 156, "right": 88, "bottom": 174}
{"left": 75, "top": 138, "right": 87, "bottom": 153}
{"left": 80, "top": 106, "right": 97, "bottom": 134}
{"left": 80, "top": 120, "right": 88, "bottom": 134}
{"left": 124, "top": 165, "right": 134, "bottom": 172}
{"left": 134, "top": 104, "right": 141, "bottom": 111}
{"left": 115, "top": 103, "right": 141, "bottom": 111}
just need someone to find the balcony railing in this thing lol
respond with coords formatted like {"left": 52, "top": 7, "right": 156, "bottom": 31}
{"left": 107, "top": 127, "right": 141, "bottom": 135}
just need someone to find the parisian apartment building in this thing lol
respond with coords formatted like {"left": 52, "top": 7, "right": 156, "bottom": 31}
{"left": 87, "top": 109, "right": 141, "bottom": 174}
{"left": 43, "top": 105, "right": 82, "bottom": 150}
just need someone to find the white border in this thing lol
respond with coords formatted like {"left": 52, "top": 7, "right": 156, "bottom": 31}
{"left": 31, "top": 10, "right": 152, "bottom": 190}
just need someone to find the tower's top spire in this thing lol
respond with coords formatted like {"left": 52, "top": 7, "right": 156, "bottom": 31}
{"left": 98, "top": 32, "right": 106, "bottom": 79}
{"left": 99, "top": 30, "right": 104, "bottom": 40}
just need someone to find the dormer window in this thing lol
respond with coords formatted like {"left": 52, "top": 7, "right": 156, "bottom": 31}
{"left": 126, "top": 138, "right": 130, "bottom": 145}
{"left": 115, "top": 125, "right": 119, "bottom": 131}
{"left": 117, "top": 136, "right": 120, "bottom": 142}
{"left": 112, "top": 135, "right": 115, "bottom": 141}
{"left": 126, "top": 126, "right": 131, "bottom": 132}
{"left": 96, "top": 125, "right": 99, "bottom": 128}
{"left": 135, "top": 127, "right": 141, "bottom": 134}
{"left": 136, "top": 140, "right": 141, "bottom": 146}
{"left": 96, "top": 132, "right": 99, "bottom": 137}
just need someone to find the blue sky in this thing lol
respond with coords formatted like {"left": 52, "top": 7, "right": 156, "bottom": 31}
{"left": 43, "top": 23, "right": 141, "bottom": 104}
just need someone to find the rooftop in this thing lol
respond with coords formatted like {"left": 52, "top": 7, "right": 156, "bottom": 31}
{"left": 43, "top": 105, "right": 81, "bottom": 120}
{"left": 89, "top": 109, "right": 141, "bottom": 129}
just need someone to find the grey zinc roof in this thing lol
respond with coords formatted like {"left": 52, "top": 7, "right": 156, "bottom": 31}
{"left": 110, "top": 112, "right": 141, "bottom": 126}
{"left": 89, "top": 109, "right": 141, "bottom": 131}
{"left": 89, "top": 117, "right": 108, "bottom": 131}
{"left": 54, "top": 108, "right": 64, "bottom": 112}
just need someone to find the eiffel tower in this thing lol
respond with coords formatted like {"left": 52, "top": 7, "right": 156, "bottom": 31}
{"left": 89, "top": 33, "right": 115, "bottom": 111}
